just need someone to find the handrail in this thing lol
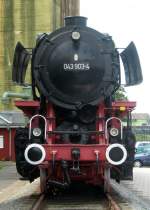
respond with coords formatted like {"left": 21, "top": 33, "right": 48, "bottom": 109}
{"left": 105, "top": 117, "right": 123, "bottom": 140}
{"left": 29, "top": 114, "right": 47, "bottom": 140}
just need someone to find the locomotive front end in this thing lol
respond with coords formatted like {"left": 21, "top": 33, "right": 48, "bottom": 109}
{"left": 13, "top": 16, "right": 142, "bottom": 193}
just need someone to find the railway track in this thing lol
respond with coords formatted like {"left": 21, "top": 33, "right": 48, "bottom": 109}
{"left": 32, "top": 193, "right": 121, "bottom": 210}
{"left": 0, "top": 179, "right": 134, "bottom": 210}
{"left": 31, "top": 184, "right": 122, "bottom": 210}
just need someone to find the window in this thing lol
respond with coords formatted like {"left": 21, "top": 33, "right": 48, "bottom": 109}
{"left": 0, "top": 136, "right": 4, "bottom": 149}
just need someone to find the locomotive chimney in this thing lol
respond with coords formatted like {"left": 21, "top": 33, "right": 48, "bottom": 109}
{"left": 65, "top": 16, "right": 87, "bottom": 27}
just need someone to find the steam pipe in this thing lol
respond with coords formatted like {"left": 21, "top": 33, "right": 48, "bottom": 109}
{"left": 2, "top": 92, "right": 31, "bottom": 100}
{"left": 1, "top": 87, "right": 32, "bottom": 104}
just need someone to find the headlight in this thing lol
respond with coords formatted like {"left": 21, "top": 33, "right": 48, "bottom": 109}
{"left": 110, "top": 128, "right": 119, "bottom": 137}
{"left": 72, "top": 31, "right": 80, "bottom": 40}
{"left": 33, "top": 128, "right": 42, "bottom": 137}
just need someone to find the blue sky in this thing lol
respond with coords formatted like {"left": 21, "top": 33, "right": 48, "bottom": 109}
{"left": 80, "top": 0, "right": 150, "bottom": 113}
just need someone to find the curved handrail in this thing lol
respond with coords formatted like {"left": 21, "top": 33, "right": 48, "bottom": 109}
{"left": 29, "top": 114, "right": 47, "bottom": 140}
{"left": 105, "top": 117, "right": 123, "bottom": 140}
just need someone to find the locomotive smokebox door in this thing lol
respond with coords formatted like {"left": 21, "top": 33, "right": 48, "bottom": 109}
{"left": 33, "top": 16, "right": 120, "bottom": 110}
{"left": 120, "top": 42, "right": 143, "bottom": 86}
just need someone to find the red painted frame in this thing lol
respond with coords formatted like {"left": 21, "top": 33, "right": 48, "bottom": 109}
{"left": 43, "top": 144, "right": 108, "bottom": 161}
{"left": 15, "top": 100, "right": 136, "bottom": 186}
{"left": 15, "top": 100, "right": 136, "bottom": 163}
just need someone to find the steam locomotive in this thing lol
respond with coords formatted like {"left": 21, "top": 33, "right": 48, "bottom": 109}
{"left": 12, "top": 16, "right": 142, "bottom": 192}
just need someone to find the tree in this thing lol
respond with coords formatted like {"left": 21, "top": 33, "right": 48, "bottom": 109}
{"left": 114, "top": 86, "right": 128, "bottom": 100}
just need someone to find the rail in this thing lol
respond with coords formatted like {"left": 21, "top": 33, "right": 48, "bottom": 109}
{"left": 31, "top": 192, "right": 121, "bottom": 210}
{"left": 32, "top": 193, "right": 45, "bottom": 210}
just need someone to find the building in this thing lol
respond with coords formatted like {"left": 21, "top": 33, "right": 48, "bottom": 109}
{"left": 132, "top": 113, "right": 150, "bottom": 126}
{"left": 0, "top": 112, "right": 25, "bottom": 160}
{"left": 0, "top": 0, "right": 80, "bottom": 160}
{"left": 132, "top": 113, "right": 150, "bottom": 141}
{"left": 0, "top": 0, "right": 80, "bottom": 110}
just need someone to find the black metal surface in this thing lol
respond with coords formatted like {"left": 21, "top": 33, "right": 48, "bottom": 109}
{"left": 14, "top": 128, "right": 39, "bottom": 181}
{"left": 48, "top": 130, "right": 104, "bottom": 135}
{"left": 109, "top": 147, "right": 124, "bottom": 162}
{"left": 32, "top": 16, "right": 120, "bottom": 109}
{"left": 28, "top": 147, "right": 43, "bottom": 161}
{"left": 71, "top": 148, "right": 80, "bottom": 160}
{"left": 120, "top": 42, "right": 143, "bottom": 86}
{"left": 48, "top": 160, "right": 71, "bottom": 189}
{"left": 12, "top": 42, "right": 30, "bottom": 84}
{"left": 65, "top": 16, "right": 87, "bottom": 26}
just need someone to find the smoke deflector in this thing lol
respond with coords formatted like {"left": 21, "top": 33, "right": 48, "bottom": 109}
{"left": 12, "top": 42, "right": 31, "bottom": 85}
{"left": 120, "top": 42, "right": 143, "bottom": 86}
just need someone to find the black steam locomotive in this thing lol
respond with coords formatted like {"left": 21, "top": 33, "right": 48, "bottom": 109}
{"left": 12, "top": 16, "right": 142, "bottom": 192}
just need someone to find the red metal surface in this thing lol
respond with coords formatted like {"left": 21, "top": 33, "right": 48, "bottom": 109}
{"left": 96, "top": 103, "right": 106, "bottom": 144}
{"left": 14, "top": 100, "right": 40, "bottom": 117}
{"left": 112, "top": 101, "right": 136, "bottom": 110}
{"left": 43, "top": 144, "right": 107, "bottom": 161}
{"left": 46, "top": 103, "right": 56, "bottom": 144}
{"left": 13, "top": 100, "right": 136, "bottom": 187}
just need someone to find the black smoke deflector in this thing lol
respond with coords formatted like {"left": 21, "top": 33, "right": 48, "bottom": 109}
{"left": 12, "top": 42, "right": 31, "bottom": 85}
{"left": 120, "top": 42, "right": 143, "bottom": 86}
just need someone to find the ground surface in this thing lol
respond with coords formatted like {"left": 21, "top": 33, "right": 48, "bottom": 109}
{"left": 0, "top": 161, "right": 18, "bottom": 189}
{"left": 0, "top": 162, "right": 150, "bottom": 209}
{"left": 111, "top": 167, "right": 150, "bottom": 210}
{"left": 123, "top": 168, "right": 150, "bottom": 202}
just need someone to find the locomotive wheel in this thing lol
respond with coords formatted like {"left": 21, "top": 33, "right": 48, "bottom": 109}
{"left": 40, "top": 167, "right": 47, "bottom": 193}
{"left": 15, "top": 128, "right": 29, "bottom": 177}
{"left": 14, "top": 128, "right": 39, "bottom": 181}
{"left": 104, "top": 168, "right": 110, "bottom": 193}
{"left": 15, "top": 128, "right": 29, "bottom": 150}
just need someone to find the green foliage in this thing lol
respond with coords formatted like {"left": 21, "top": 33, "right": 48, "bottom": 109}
{"left": 135, "top": 134, "right": 150, "bottom": 141}
{"left": 114, "top": 86, "right": 128, "bottom": 100}
{"left": 132, "top": 119, "right": 148, "bottom": 126}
